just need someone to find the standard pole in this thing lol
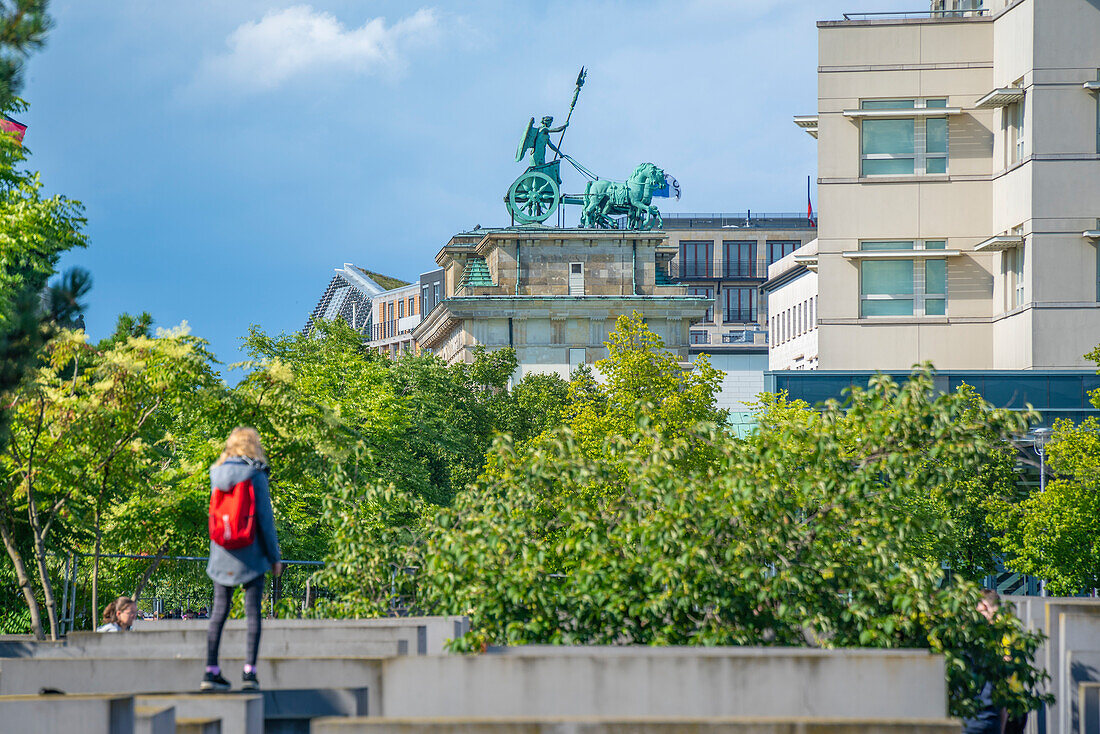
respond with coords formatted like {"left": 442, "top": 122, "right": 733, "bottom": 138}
{"left": 553, "top": 67, "right": 586, "bottom": 162}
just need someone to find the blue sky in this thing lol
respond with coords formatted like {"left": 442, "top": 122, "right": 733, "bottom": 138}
{"left": 24, "top": 0, "right": 907, "bottom": 373}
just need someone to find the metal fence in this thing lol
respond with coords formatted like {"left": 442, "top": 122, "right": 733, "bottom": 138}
{"left": 55, "top": 553, "right": 323, "bottom": 634}
{"left": 668, "top": 258, "right": 771, "bottom": 280}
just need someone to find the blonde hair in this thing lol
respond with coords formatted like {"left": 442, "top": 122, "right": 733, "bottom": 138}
{"left": 214, "top": 426, "right": 267, "bottom": 467}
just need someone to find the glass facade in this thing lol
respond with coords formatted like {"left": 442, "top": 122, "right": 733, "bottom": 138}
{"left": 766, "top": 371, "right": 1100, "bottom": 426}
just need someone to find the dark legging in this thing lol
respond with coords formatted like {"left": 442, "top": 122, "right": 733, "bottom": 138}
{"left": 206, "top": 575, "right": 264, "bottom": 667}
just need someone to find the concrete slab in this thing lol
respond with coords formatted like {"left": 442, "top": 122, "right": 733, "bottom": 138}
{"left": 35, "top": 633, "right": 407, "bottom": 660}
{"left": 178, "top": 716, "right": 222, "bottom": 734}
{"left": 135, "top": 704, "right": 176, "bottom": 734}
{"left": 0, "top": 654, "right": 383, "bottom": 713}
{"left": 1065, "top": 651, "right": 1100, "bottom": 734}
{"left": 380, "top": 648, "right": 948, "bottom": 719}
{"left": 0, "top": 692, "right": 134, "bottom": 734}
{"left": 1045, "top": 606, "right": 1100, "bottom": 734}
{"left": 311, "top": 717, "right": 964, "bottom": 734}
{"left": 1079, "top": 682, "right": 1099, "bottom": 734}
{"left": 128, "top": 616, "right": 468, "bottom": 654}
{"left": 137, "top": 693, "right": 262, "bottom": 734}
{"left": 1060, "top": 615, "right": 1100, "bottom": 734}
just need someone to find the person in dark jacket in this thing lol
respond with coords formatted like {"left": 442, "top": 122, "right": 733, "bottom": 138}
{"left": 202, "top": 426, "right": 282, "bottom": 692}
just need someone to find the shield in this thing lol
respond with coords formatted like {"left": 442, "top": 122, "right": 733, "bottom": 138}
{"left": 515, "top": 117, "right": 537, "bottom": 163}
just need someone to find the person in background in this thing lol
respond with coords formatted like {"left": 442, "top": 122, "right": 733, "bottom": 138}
{"left": 963, "top": 589, "right": 1010, "bottom": 734}
{"left": 202, "top": 426, "right": 282, "bottom": 692}
{"left": 97, "top": 596, "right": 137, "bottom": 632}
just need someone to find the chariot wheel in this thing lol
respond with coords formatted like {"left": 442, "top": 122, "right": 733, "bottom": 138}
{"left": 507, "top": 170, "right": 560, "bottom": 224}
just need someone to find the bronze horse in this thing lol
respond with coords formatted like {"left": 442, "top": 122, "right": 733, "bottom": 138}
{"left": 579, "top": 162, "right": 667, "bottom": 230}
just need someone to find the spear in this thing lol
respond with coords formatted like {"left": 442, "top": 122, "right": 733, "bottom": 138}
{"left": 553, "top": 67, "right": 586, "bottom": 162}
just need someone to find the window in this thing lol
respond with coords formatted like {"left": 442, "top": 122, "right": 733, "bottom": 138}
{"left": 680, "top": 241, "right": 713, "bottom": 277}
{"left": 860, "top": 99, "right": 949, "bottom": 176}
{"left": 724, "top": 287, "right": 757, "bottom": 322}
{"left": 433, "top": 283, "right": 441, "bottom": 306}
{"left": 689, "top": 286, "right": 714, "bottom": 322}
{"left": 689, "top": 330, "right": 709, "bottom": 345}
{"left": 1005, "top": 245, "right": 1025, "bottom": 309}
{"left": 723, "top": 241, "right": 756, "bottom": 277}
{"left": 421, "top": 284, "right": 429, "bottom": 313}
{"left": 859, "top": 240, "right": 947, "bottom": 317}
{"left": 767, "top": 241, "right": 799, "bottom": 265}
{"left": 568, "top": 348, "right": 586, "bottom": 371}
{"left": 569, "top": 262, "right": 584, "bottom": 295}
{"left": 408, "top": 296, "right": 416, "bottom": 315}
{"left": 1006, "top": 94, "right": 1026, "bottom": 165}
{"left": 398, "top": 299, "right": 405, "bottom": 319}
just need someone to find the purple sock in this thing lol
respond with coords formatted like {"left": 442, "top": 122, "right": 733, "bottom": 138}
{"left": 205, "top": 665, "right": 220, "bottom": 675}
{"left": 243, "top": 664, "right": 255, "bottom": 674}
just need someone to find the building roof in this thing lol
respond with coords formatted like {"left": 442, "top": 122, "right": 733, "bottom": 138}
{"left": 356, "top": 268, "right": 410, "bottom": 291}
{"left": 458, "top": 257, "right": 495, "bottom": 288}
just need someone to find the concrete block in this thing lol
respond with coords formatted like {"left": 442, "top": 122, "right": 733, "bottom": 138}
{"left": 178, "top": 716, "right": 222, "bottom": 734}
{"left": 1060, "top": 614, "right": 1100, "bottom": 734}
{"left": 42, "top": 630, "right": 406, "bottom": 659}
{"left": 135, "top": 704, "right": 176, "bottom": 734}
{"left": 1066, "top": 651, "right": 1100, "bottom": 734}
{"left": 0, "top": 654, "right": 383, "bottom": 714}
{"left": 310, "top": 718, "right": 964, "bottom": 734}
{"left": 1080, "top": 682, "right": 1100, "bottom": 734}
{"left": 137, "top": 693, "right": 262, "bottom": 734}
{"left": 0, "top": 693, "right": 134, "bottom": 734}
{"left": 1046, "top": 605, "right": 1100, "bottom": 734}
{"left": 380, "top": 648, "right": 947, "bottom": 719}
{"left": 128, "top": 616, "right": 467, "bottom": 655}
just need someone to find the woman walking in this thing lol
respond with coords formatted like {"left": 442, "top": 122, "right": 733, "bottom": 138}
{"left": 202, "top": 426, "right": 282, "bottom": 691}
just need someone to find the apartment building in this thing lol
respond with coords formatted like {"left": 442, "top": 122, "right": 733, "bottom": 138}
{"left": 661, "top": 213, "right": 818, "bottom": 409}
{"left": 412, "top": 228, "right": 709, "bottom": 378}
{"left": 370, "top": 282, "right": 421, "bottom": 357}
{"left": 762, "top": 240, "right": 820, "bottom": 371}
{"left": 661, "top": 212, "right": 818, "bottom": 349}
{"left": 785, "top": 0, "right": 1100, "bottom": 372}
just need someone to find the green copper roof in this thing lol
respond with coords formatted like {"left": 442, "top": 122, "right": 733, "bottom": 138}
{"left": 459, "top": 257, "right": 495, "bottom": 288}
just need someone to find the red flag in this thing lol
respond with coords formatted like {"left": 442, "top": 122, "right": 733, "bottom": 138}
{"left": 807, "top": 175, "right": 816, "bottom": 227}
{"left": 0, "top": 115, "right": 27, "bottom": 144}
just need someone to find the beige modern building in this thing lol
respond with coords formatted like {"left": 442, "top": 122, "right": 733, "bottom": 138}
{"left": 787, "top": 0, "right": 1100, "bottom": 371}
{"left": 412, "top": 228, "right": 709, "bottom": 378}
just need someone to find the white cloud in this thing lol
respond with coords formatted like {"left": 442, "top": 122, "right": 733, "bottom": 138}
{"left": 194, "top": 5, "right": 439, "bottom": 93}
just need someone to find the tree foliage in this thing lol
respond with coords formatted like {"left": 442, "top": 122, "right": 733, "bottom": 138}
{"left": 992, "top": 344, "right": 1100, "bottom": 594}
{"left": 417, "top": 358, "right": 1048, "bottom": 718}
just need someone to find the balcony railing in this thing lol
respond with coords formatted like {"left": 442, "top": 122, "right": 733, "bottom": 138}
{"left": 723, "top": 311, "right": 758, "bottom": 324}
{"left": 723, "top": 329, "right": 768, "bottom": 345}
{"left": 620, "top": 212, "right": 818, "bottom": 231}
{"left": 372, "top": 319, "right": 413, "bottom": 341}
{"left": 667, "top": 258, "right": 771, "bottom": 280}
{"left": 842, "top": 8, "right": 988, "bottom": 20}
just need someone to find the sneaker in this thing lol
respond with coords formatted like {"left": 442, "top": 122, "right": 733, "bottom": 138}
{"left": 241, "top": 670, "right": 259, "bottom": 690}
{"left": 200, "top": 671, "right": 231, "bottom": 692}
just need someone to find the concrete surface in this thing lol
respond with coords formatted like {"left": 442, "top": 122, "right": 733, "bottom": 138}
{"left": 311, "top": 718, "right": 964, "bottom": 734}
{"left": 1079, "top": 682, "right": 1099, "bottom": 734}
{"left": 0, "top": 692, "right": 134, "bottom": 734}
{"left": 135, "top": 704, "right": 175, "bottom": 734}
{"left": 137, "top": 693, "right": 262, "bottom": 734}
{"left": 380, "top": 648, "right": 948, "bottom": 719}
{"left": 0, "top": 654, "right": 383, "bottom": 712}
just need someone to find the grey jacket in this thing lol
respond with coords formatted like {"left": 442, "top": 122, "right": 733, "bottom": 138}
{"left": 206, "top": 458, "right": 281, "bottom": 587}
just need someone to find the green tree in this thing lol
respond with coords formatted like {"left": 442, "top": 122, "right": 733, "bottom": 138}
{"left": 991, "top": 344, "right": 1100, "bottom": 595}
{"left": 417, "top": 367, "right": 1048, "bottom": 718}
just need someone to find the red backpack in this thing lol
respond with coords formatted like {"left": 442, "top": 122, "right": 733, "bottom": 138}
{"left": 209, "top": 480, "right": 256, "bottom": 549}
